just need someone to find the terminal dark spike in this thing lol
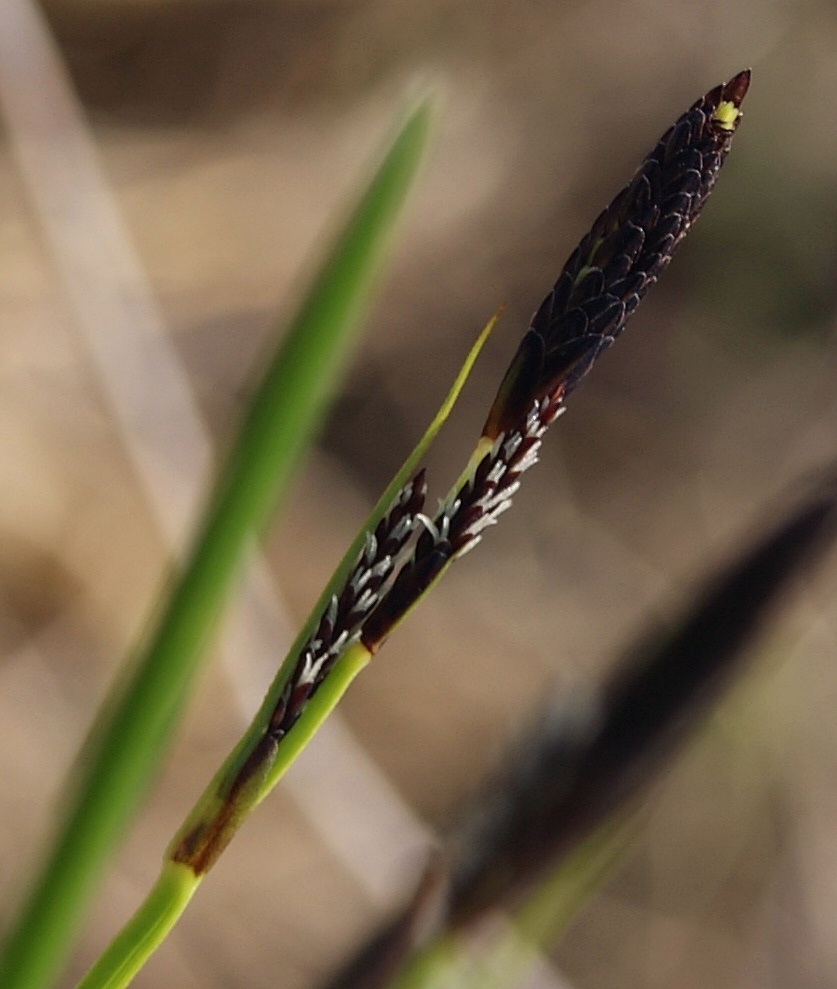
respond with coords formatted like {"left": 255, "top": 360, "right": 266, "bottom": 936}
{"left": 484, "top": 69, "right": 751, "bottom": 440}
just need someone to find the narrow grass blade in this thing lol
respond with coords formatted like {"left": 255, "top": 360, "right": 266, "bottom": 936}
{"left": 0, "top": 95, "right": 434, "bottom": 989}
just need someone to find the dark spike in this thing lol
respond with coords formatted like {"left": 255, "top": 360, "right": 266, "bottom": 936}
{"left": 360, "top": 543, "right": 452, "bottom": 651}
{"left": 484, "top": 69, "right": 750, "bottom": 439}
{"left": 260, "top": 469, "right": 428, "bottom": 740}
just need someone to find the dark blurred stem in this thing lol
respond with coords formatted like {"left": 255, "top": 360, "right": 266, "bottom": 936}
{"left": 323, "top": 471, "right": 837, "bottom": 989}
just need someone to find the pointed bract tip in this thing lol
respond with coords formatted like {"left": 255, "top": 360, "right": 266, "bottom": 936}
{"left": 724, "top": 68, "right": 752, "bottom": 107}
{"left": 710, "top": 69, "right": 751, "bottom": 132}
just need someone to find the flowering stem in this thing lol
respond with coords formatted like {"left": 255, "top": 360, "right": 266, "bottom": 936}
{"left": 71, "top": 307, "right": 497, "bottom": 989}
{"left": 73, "top": 69, "right": 752, "bottom": 989}
{"left": 74, "top": 865, "right": 198, "bottom": 989}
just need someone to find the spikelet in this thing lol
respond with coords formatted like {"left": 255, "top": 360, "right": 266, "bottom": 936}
{"left": 264, "top": 470, "right": 427, "bottom": 739}
{"left": 264, "top": 73, "right": 752, "bottom": 696}
{"left": 359, "top": 71, "right": 750, "bottom": 650}
{"left": 484, "top": 69, "right": 751, "bottom": 439}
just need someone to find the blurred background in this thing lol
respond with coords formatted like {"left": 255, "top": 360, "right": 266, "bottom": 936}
{"left": 1, "top": 1, "right": 836, "bottom": 987}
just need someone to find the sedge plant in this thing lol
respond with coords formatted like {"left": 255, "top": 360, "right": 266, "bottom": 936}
{"left": 6, "top": 67, "right": 827, "bottom": 989}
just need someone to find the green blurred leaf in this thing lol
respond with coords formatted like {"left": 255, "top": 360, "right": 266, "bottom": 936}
{"left": 0, "top": 93, "right": 434, "bottom": 989}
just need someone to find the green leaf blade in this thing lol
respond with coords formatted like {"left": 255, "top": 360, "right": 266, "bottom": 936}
{"left": 0, "top": 94, "right": 434, "bottom": 989}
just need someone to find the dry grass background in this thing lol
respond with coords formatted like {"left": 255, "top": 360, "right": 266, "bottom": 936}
{"left": 1, "top": 2, "right": 836, "bottom": 988}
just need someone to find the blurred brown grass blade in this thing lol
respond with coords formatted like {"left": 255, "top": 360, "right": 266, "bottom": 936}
{"left": 446, "top": 471, "right": 837, "bottom": 925}
{"left": 324, "top": 860, "right": 450, "bottom": 989}
{"left": 324, "top": 469, "right": 837, "bottom": 989}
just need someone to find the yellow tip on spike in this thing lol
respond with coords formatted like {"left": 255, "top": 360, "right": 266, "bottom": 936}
{"left": 712, "top": 100, "right": 740, "bottom": 131}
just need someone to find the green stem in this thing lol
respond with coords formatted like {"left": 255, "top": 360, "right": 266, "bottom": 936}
{"left": 76, "top": 645, "right": 373, "bottom": 989}
{"left": 75, "top": 864, "right": 198, "bottom": 989}
{"left": 388, "top": 820, "right": 634, "bottom": 989}
{"left": 508, "top": 815, "right": 636, "bottom": 948}
{"left": 163, "top": 306, "right": 499, "bottom": 877}
{"left": 167, "top": 641, "right": 374, "bottom": 876}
